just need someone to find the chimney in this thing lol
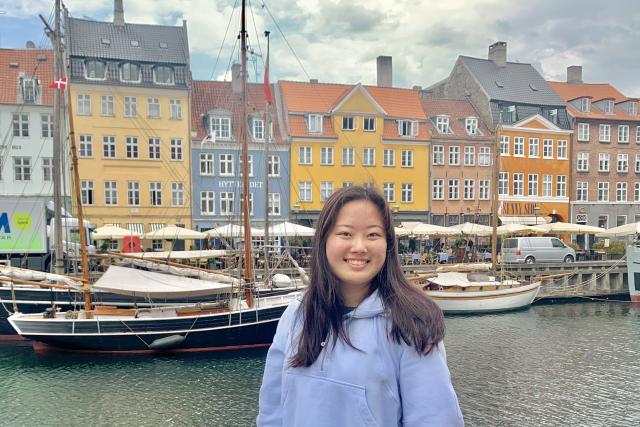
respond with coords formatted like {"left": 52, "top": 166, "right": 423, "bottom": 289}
{"left": 567, "top": 65, "right": 583, "bottom": 84}
{"left": 310, "top": 79, "right": 318, "bottom": 84}
{"left": 114, "top": 0, "right": 125, "bottom": 26}
{"left": 488, "top": 41, "right": 507, "bottom": 67}
{"left": 25, "top": 41, "right": 36, "bottom": 49}
{"left": 377, "top": 56, "right": 392, "bottom": 87}
{"left": 231, "top": 63, "right": 242, "bottom": 93}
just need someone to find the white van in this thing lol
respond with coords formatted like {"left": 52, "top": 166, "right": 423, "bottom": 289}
{"left": 502, "top": 237, "right": 575, "bottom": 264}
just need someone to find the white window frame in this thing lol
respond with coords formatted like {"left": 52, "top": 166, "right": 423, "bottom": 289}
{"left": 383, "top": 149, "right": 395, "bottom": 167}
{"left": 170, "top": 139, "right": 183, "bottom": 161}
{"left": 580, "top": 98, "right": 590, "bottom": 113}
{"left": 599, "top": 153, "right": 610, "bottom": 172}
{"left": 436, "top": 116, "right": 451, "bottom": 134}
{"left": 616, "top": 182, "right": 627, "bottom": 202}
{"left": 210, "top": 116, "right": 231, "bottom": 140}
{"left": 363, "top": 148, "right": 375, "bottom": 166}
{"left": 513, "top": 137, "right": 525, "bottom": 157}
{"left": 542, "top": 175, "right": 552, "bottom": 197}
{"left": 342, "top": 116, "right": 355, "bottom": 131}
{"left": 125, "top": 136, "right": 139, "bottom": 159}
{"left": 578, "top": 123, "right": 589, "bottom": 141}
{"left": 127, "top": 181, "right": 140, "bottom": 206}
{"left": 401, "top": 150, "right": 413, "bottom": 168}
{"left": 153, "top": 66, "right": 175, "bottom": 85}
{"left": 220, "top": 192, "right": 234, "bottom": 215}
{"left": 498, "top": 172, "right": 508, "bottom": 196}
{"left": 147, "top": 97, "right": 160, "bottom": 118}
{"left": 268, "top": 155, "right": 280, "bottom": 177}
{"left": 513, "top": 173, "right": 524, "bottom": 196}
{"left": 465, "top": 117, "right": 479, "bottom": 135}
{"left": 597, "top": 182, "right": 609, "bottom": 202}
{"left": 77, "top": 94, "right": 91, "bottom": 115}
{"left": 103, "top": 136, "right": 116, "bottom": 159}
{"left": 557, "top": 140, "right": 568, "bottom": 160}
{"left": 463, "top": 179, "right": 475, "bottom": 200}
{"left": 479, "top": 147, "right": 491, "bottom": 166}
{"left": 81, "top": 180, "right": 95, "bottom": 205}
{"left": 320, "top": 147, "right": 334, "bottom": 165}
{"left": 148, "top": 138, "right": 161, "bottom": 160}
{"left": 448, "top": 146, "right": 460, "bottom": 165}
{"left": 253, "top": 118, "right": 265, "bottom": 142}
{"left": 150, "top": 182, "right": 162, "bottom": 206}
{"left": 201, "top": 191, "right": 215, "bottom": 215}
{"left": 104, "top": 181, "right": 118, "bottom": 205}
{"left": 308, "top": 114, "right": 323, "bottom": 133}
{"left": 200, "top": 153, "right": 214, "bottom": 175}
{"left": 500, "top": 136, "right": 509, "bottom": 156}
{"left": 101, "top": 95, "right": 114, "bottom": 116}
{"left": 599, "top": 124, "right": 611, "bottom": 142}
{"left": 447, "top": 179, "right": 459, "bottom": 200}
{"left": 398, "top": 120, "right": 418, "bottom": 137}
{"left": 463, "top": 147, "right": 475, "bottom": 166}
{"left": 432, "top": 179, "right": 444, "bottom": 200}
{"left": 543, "top": 139, "right": 553, "bottom": 159}
{"left": 299, "top": 181, "right": 312, "bottom": 202}
{"left": 363, "top": 117, "right": 376, "bottom": 132}
{"left": 219, "top": 154, "right": 234, "bottom": 176}
{"left": 556, "top": 175, "right": 567, "bottom": 197}
{"left": 342, "top": 147, "right": 354, "bottom": 166}
{"left": 299, "top": 146, "right": 312, "bottom": 165}
{"left": 528, "top": 174, "right": 538, "bottom": 196}
{"left": 617, "top": 153, "right": 629, "bottom": 173}
{"left": 577, "top": 152, "right": 589, "bottom": 172}
{"left": 401, "top": 183, "right": 414, "bottom": 203}
{"left": 432, "top": 145, "right": 444, "bottom": 165}
{"left": 576, "top": 182, "right": 588, "bottom": 202}
{"left": 528, "top": 138, "right": 539, "bottom": 157}
{"left": 268, "top": 193, "right": 281, "bottom": 216}
{"left": 79, "top": 134, "right": 93, "bottom": 158}
{"left": 479, "top": 180, "right": 490, "bottom": 200}
{"left": 618, "top": 125, "right": 629, "bottom": 143}
{"left": 169, "top": 99, "right": 182, "bottom": 120}
{"left": 320, "top": 181, "right": 334, "bottom": 201}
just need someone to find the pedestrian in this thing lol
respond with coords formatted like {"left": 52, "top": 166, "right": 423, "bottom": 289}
{"left": 257, "top": 186, "right": 463, "bottom": 426}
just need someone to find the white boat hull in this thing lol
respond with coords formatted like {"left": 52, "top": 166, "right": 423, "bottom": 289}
{"left": 626, "top": 245, "right": 640, "bottom": 302}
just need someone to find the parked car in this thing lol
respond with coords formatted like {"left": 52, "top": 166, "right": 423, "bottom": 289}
{"left": 502, "top": 237, "right": 576, "bottom": 264}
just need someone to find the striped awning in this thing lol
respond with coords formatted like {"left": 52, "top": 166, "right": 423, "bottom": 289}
{"left": 128, "top": 223, "right": 144, "bottom": 234}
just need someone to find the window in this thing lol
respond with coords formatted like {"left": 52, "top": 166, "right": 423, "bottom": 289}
{"left": 219, "top": 154, "right": 234, "bottom": 176}
{"left": 576, "top": 182, "right": 588, "bottom": 201}
{"left": 616, "top": 215, "right": 627, "bottom": 226}
{"left": 81, "top": 180, "right": 94, "bottom": 205}
{"left": 42, "top": 158, "right": 52, "bottom": 182}
{"left": 543, "top": 139, "right": 553, "bottom": 158}
{"left": 436, "top": 116, "right": 451, "bottom": 133}
{"left": 616, "top": 182, "right": 627, "bottom": 202}
{"left": 77, "top": 94, "right": 91, "bottom": 115}
{"left": 320, "top": 182, "right": 334, "bottom": 201}
{"left": 150, "top": 182, "right": 162, "bottom": 206}
{"left": 636, "top": 154, "right": 640, "bottom": 173}
{"left": 542, "top": 175, "right": 552, "bottom": 197}
{"left": 498, "top": 172, "right": 508, "bottom": 196}
{"left": 479, "top": 180, "right": 490, "bottom": 200}
{"left": 147, "top": 97, "right": 160, "bottom": 118}
{"left": 479, "top": 147, "right": 491, "bottom": 166}
{"left": 448, "top": 146, "right": 460, "bottom": 165}
{"left": 169, "top": 99, "right": 182, "bottom": 120}
{"left": 308, "top": 114, "right": 322, "bottom": 133}
{"left": 120, "top": 62, "right": 140, "bottom": 82}
{"left": 299, "top": 181, "right": 312, "bottom": 202}
{"left": 299, "top": 146, "right": 312, "bottom": 164}
{"left": 200, "top": 153, "right": 214, "bottom": 175}
{"left": 320, "top": 147, "right": 334, "bottom": 165}
{"left": 13, "top": 157, "right": 31, "bottom": 181}
{"left": 463, "top": 179, "right": 475, "bottom": 200}
{"left": 604, "top": 100, "right": 614, "bottom": 114}
{"left": 502, "top": 105, "right": 516, "bottom": 123}
{"left": 599, "top": 124, "right": 611, "bottom": 142}
{"left": 463, "top": 147, "right": 475, "bottom": 166}
{"left": 432, "top": 179, "right": 444, "bottom": 200}
{"left": 401, "top": 150, "right": 413, "bottom": 167}
{"left": 19, "top": 78, "right": 39, "bottom": 104}
{"left": 448, "top": 179, "right": 459, "bottom": 200}
{"left": 630, "top": 102, "right": 638, "bottom": 116}
{"left": 557, "top": 140, "right": 568, "bottom": 159}
{"left": 597, "top": 182, "right": 609, "bottom": 202}
{"left": 465, "top": 117, "right": 479, "bottom": 135}
{"left": 580, "top": 98, "right": 590, "bottom": 113}
{"left": 528, "top": 174, "right": 538, "bottom": 196}
{"left": 170, "top": 139, "right": 182, "bottom": 160}
{"left": 383, "top": 183, "right": 395, "bottom": 202}
{"left": 401, "top": 183, "right": 413, "bottom": 202}
{"left": 79, "top": 135, "right": 93, "bottom": 157}
{"left": 528, "top": 138, "right": 539, "bottom": 157}
{"left": 104, "top": 181, "right": 118, "bottom": 205}
{"left": 171, "top": 182, "right": 184, "bottom": 206}
{"left": 85, "top": 60, "right": 106, "bottom": 80}
{"left": 617, "top": 154, "right": 629, "bottom": 173}
{"left": 126, "top": 137, "right": 139, "bottom": 159}
{"left": 432, "top": 145, "right": 444, "bottom": 165}
{"left": 578, "top": 123, "right": 589, "bottom": 141}
{"left": 220, "top": 192, "right": 234, "bottom": 215}
{"left": 342, "top": 147, "right": 354, "bottom": 166}
{"left": 103, "top": 136, "right": 116, "bottom": 158}
{"left": 364, "top": 117, "right": 375, "bottom": 131}
{"left": 513, "top": 173, "right": 524, "bottom": 196}
{"left": 101, "top": 95, "right": 114, "bottom": 116}
{"left": 40, "top": 114, "right": 53, "bottom": 138}
{"left": 268, "top": 193, "right": 281, "bottom": 215}
{"left": 577, "top": 152, "right": 589, "bottom": 172}
{"left": 599, "top": 153, "right": 610, "bottom": 172}
{"left": 342, "top": 116, "right": 355, "bottom": 130}
{"left": 598, "top": 215, "right": 608, "bottom": 229}
{"left": 124, "top": 96, "right": 137, "bottom": 117}
{"left": 636, "top": 183, "right": 640, "bottom": 202}
{"left": 210, "top": 117, "right": 231, "bottom": 139}
{"left": 513, "top": 137, "right": 524, "bottom": 156}
{"left": 618, "top": 125, "right": 629, "bottom": 143}
{"left": 148, "top": 138, "right": 160, "bottom": 160}
{"left": 500, "top": 136, "right": 509, "bottom": 156}
{"left": 253, "top": 118, "right": 264, "bottom": 141}
{"left": 363, "top": 148, "right": 375, "bottom": 166}
{"left": 383, "top": 149, "right": 395, "bottom": 167}
{"left": 201, "top": 191, "right": 215, "bottom": 215}
{"left": 153, "top": 66, "right": 174, "bottom": 85}
{"left": 637, "top": 126, "right": 640, "bottom": 143}
{"left": 268, "top": 155, "right": 280, "bottom": 176}
{"left": 398, "top": 120, "right": 418, "bottom": 136}
{"left": 545, "top": 109, "right": 558, "bottom": 124}
{"left": 556, "top": 175, "right": 567, "bottom": 197}
{"left": 127, "top": 181, "right": 140, "bottom": 206}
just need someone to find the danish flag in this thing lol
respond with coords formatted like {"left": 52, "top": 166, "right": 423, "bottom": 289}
{"left": 49, "top": 77, "right": 67, "bottom": 89}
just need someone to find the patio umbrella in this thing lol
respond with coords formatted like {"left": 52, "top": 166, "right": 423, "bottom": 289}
{"left": 531, "top": 222, "right": 604, "bottom": 234}
{"left": 92, "top": 225, "right": 142, "bottom": 240}
{"left": 451, "top": 222, "right": 494, "bottom": 236}
{"left": 596, "top": 222, "right": 640, "bottom": 237}
{"left": 394, "top": 226, "right": 412, "bottom": 237}
{"left": 411, "top": 223, "right": 461, "bottom": 237}
{"left": 205, "top": 224, "right": 264, "bottom": 238}
{"left": 268, "top": 222, "right": 315, "bottom": 237}
{"left": 143, "top": 225, "right": 206, "bottom": 240}
{"left": 496, "top": 223, "right": 537, "bottom": 236}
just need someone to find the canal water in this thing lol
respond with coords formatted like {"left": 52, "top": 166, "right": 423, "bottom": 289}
{"left": 1, "top": 301, "right": 638, "bottom": 426}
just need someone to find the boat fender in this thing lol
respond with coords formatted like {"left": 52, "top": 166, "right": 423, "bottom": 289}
{"left": 148, "top": 334, "right": 186, "bottom": 350}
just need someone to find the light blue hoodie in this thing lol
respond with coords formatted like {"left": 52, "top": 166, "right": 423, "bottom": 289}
{"left": 257, "top": 290, "right": 464, "bottom": 426}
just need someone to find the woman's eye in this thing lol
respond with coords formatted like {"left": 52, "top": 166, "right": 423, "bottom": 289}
{"left": 369, "top": 232, "right": 382, "bottom": 238}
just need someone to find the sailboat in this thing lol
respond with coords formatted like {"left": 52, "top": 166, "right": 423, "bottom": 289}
{"left": 8, "top": 0, "right": 299, "bottom": 352}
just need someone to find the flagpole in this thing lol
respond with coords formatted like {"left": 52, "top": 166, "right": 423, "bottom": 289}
{"left": 263, "top": 30, "right": 271, "bottom": 288}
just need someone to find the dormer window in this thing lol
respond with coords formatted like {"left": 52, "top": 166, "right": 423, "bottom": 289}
{"left": 629, "top": 101, "right": 638, "bottom": 116}
{"left": 209, "top": 115, "right": 231, "bottom": 140}
{"left": 604, "top": 99, "right": 614, "bottom": 114}
{"left": 435, "top": 116, "right": 451, "bottom": 134}
{"left": 120, "top": 62, "right": 140, "bottom": 83}
{"left": 502, "top": 105, "right": 516, "bottom": 123}
{"left": 19, "top": 76, "right": 40, "bottom": 104}
{"left": 252, "top": 118, "right": 264, "bottom": 141}
{"left": 398, "top": 120, "right": 418, "bottom": 137}
{"left": 308, "top": 114, "right": 323, "bottom": 134}
{"left": 545, "top": 109, "right": 558, "bottom": 124}
{"left": 580, "top": 98, "right": 590, "bottom": 113}
{"left": 153, "top": 66, "right": 175, "bottom": 85}
{"left": 342, "top": 116, "right": 355, "bottom": 130}
{"left": 465, "top": 117, "right": 479, "bottom": 135}
{"left": 84, "top": 59, "right": 107, "bottom": 80}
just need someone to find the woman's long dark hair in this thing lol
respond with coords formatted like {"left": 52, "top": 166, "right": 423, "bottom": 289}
{"left": 290, "top": 186, "right": 445, "bottom": 368}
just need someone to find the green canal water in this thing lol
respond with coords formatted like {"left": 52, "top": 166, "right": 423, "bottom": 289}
{"left": 1, "top": 301, "right": 639, "bottom": 426}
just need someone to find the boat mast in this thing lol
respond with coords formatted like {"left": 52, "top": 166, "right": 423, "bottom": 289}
{"left": 491, "top": 115, "right": 503, "bottom": 277}
{"left": 240, "top": 0, "right": 254, "bottom": 307}
{"left": 52, "top": 0, "right": 64, "bottom": 274}
{"left": 263, "top": 30, "right": 271, "bottom": 288}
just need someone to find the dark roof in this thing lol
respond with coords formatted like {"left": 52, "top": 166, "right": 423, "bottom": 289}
{"left": 66, "top": 17, "right": 189, "bottom": 64}
{"left": 460, "top": 56, "right": 565, "bottom": 107}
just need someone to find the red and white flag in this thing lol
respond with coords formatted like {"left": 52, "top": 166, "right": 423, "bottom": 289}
{"left": 49, "top": 77, "right": 67, "bottom": 89}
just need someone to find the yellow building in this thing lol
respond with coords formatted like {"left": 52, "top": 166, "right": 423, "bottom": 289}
{"left": 279, "top": 81, "right": 430, "bottom": 224}
{"left": 66, "top": 14, "right": 192, "bottom": 249}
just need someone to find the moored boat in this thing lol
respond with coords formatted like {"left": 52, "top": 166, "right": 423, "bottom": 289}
{"left": 626, "top": 244, "right": 640, "bottom": 302}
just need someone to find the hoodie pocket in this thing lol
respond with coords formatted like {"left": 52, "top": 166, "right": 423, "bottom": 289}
{"left": 283, "top": 372, "right": 378, "bottom": 427}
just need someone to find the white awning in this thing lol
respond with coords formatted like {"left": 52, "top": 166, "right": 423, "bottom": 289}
{"left": 92, "top": 265, "right": 233, "bottom": 298}
{"left": 499, "top": 216, "right": 551, "bottom": 226}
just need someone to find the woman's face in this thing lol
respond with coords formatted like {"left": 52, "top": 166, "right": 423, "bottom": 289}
{"left": 325, "top": 199, "right": 387, "bottom": 294}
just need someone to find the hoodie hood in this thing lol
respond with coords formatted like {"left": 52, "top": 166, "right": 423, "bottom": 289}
{"left": 345, "top": 289, "right": 386, "bottom": 319}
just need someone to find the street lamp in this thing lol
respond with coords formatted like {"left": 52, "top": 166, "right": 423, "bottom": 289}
{"left": 533, "top": 204, "right": 541, "bottom": 225}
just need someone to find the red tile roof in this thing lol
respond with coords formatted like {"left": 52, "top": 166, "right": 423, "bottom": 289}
{"left": 421, "top": 98, "right": 494, "bottom": 140}
{"left": 549, "top": 81, "right": 639, "bottom": 121}
{"left": 0, "top": 48, "right": 54, "bottom": 105}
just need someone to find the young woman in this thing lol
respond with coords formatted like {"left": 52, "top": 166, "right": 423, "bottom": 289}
{"left": 257, "top": 186, "right": 463, "bottom": 426}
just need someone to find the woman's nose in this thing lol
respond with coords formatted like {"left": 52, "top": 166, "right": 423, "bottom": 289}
{"left": 350, "top": 235, "right": 367, "bottom": 252}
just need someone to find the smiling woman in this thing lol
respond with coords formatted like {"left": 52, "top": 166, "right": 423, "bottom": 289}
{"left": 257, "top": 186, "right": 463, "bottom": 427}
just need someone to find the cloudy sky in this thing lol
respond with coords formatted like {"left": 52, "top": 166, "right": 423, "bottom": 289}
{"left": 1, "top": 0, "right": 639, "bottom": 95}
